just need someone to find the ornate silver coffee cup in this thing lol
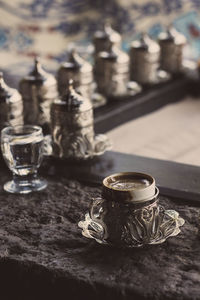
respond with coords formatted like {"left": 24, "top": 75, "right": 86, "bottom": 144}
{"left": 79, "top": 172, "right": 185, "bottom": 247}
{"left": 51, "top": 80, "right": 111, "bottom": 160}
{"left": 19, "top": 58, "right": 58, "bottom": 132}
{"left": 93, "top": 24, "right": 129, "bottom": 99}
{"left": 95, "top": 46, "right": 131, "bottom": 98}
{"left": 0, "top": 72, "right": 23, "bottom": 131}
{"left": 94, "top": 25, "right": 141, "bottom": 99}
{"left": 129, "top": 33, "right": 161, "bottom": 85}
{"left": 57, "top": 49, "right": 93, "bottom": 100}
{"left": 158, "top": 26, "right": 186, "bottom": 74}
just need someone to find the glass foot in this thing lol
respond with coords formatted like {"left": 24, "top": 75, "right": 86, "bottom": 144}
{"left": 4, "top": 177, "right": 47, "bottom": 194}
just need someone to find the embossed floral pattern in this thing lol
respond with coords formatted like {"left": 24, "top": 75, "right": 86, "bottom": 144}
{"left": 78, "top": 197, "right": 185, "bottom": 247}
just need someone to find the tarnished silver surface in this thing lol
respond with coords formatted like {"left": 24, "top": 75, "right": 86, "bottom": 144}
{"left": 57, "top": 49, "right": 93, "bottom": 99}
{"left": 95, "top": 46, "right": 131, "bottom": 97}
{"left": 19, "top": 58, "right": 58, "bottom": 129}
{"left": 130, "top": 33, "right": 160, "bottom": 85}
{"left": 159, "top": 26, "right": 186, "bottom": 74}
{"left": 79, "top": 172, "right": 185, "bottom": 247}
{"left": 51, "top": 80, "right": 111, "bottom": 160}
{"left": 0, "top": 72, "right": 23, "bottom": 131}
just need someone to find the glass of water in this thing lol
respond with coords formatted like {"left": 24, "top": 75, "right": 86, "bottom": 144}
{"left": 1, "top": 125, "right": 47, "bottom": 194}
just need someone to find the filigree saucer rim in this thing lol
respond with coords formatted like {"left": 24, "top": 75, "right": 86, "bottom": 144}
{"left": 43, "top": 133, "right": 112, "bottom": 160}
{"left": 78, "top": 210, "right": 185, "bottom": 248}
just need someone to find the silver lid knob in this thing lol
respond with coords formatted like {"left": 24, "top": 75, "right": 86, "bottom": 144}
{"left": 159, "top": 25, "right": 186, "bottom": 45}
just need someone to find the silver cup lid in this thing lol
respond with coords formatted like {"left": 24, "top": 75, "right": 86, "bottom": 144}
{"left": 159, "top": 25, "right": 186, "bottom": 45}
{"left": 59, "top": 49, "right": 92, "bottom": 74}
{"left": 93, "top": 23, "right": 121, "bottom": 44}
{"left": 131, "top": 33, "right": 160, "bottom": 54}
{"left": 21, "top": 57, "right": 56, "bottom": 84}
{"left": 53, "top": 80, "right": 92, "bottom": 112}
{"left": 98, "top": 45, "right": 129, "bottom": 64}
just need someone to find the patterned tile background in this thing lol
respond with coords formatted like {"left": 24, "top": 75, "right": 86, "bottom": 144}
{"left": 1, "top": 0, "right": 200, "bottom": 81}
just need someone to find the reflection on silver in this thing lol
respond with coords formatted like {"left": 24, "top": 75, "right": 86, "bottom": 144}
{"left": 0, "top": 72, "right": 23, "bottom": 131}
{"left": 130, "top": 33, "right": 160, "bottom": 85}
{"left": 159, "top": 26, "right": 186, "bottom": 74}
{"left": 51, "top": 80, "right": 111, "bottom": 160}
{"left": 19, "top": 58, "right": 58, "bottom": 130}
{"left": 79, "top": 186, "right": 185, "bottom": 247}
{"left": 79, "top": 203, "right": 184, "bottom": 247}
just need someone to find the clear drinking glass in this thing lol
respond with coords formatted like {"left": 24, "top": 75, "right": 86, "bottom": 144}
{"left": 1, "top": 125, "right": 47, "bottom": 194}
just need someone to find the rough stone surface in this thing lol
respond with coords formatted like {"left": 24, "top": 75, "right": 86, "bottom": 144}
{"left": 0, "top": 161, "right": 200, "bottom": 300}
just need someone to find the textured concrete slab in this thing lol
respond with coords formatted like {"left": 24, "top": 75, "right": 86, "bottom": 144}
{"left": 0, "top": 165, "right": 199, "bottom": 300}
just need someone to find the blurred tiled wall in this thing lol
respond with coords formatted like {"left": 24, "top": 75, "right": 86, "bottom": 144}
{"left": 0, "top": 0, "right": 200, "bottom": 78}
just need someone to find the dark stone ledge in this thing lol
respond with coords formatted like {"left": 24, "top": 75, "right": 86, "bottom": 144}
{"left": 41, "top": 152, "right": 200, "bottom": 203}
{"left": 0, "top": 166, "right": 200, "bottom": 300}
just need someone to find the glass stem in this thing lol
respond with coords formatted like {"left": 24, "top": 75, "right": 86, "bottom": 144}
{"left": 13, "top": 171, "right": 37, "bottom": 183}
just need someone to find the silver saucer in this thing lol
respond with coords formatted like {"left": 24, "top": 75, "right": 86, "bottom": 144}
{"left": 78, "top": 208, "right": 185, "bottom": 247}
{"left": 43, "top": 133, "right": 112, "bottom": 160}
